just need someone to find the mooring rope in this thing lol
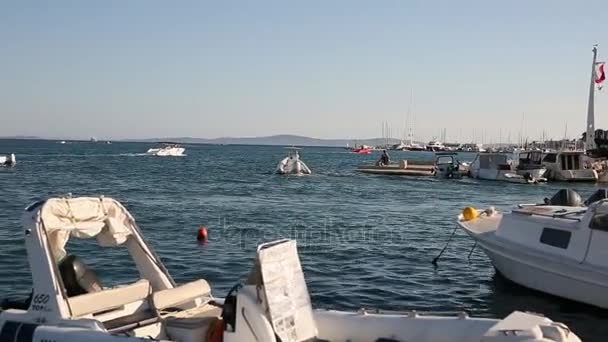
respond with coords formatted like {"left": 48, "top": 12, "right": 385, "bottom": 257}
{"left": 431, "top": 225, "right": 458, "bottom": 266}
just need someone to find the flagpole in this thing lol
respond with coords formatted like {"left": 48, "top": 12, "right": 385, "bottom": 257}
{"left": 586, "top": 45, "right": 598, "bottom": 151}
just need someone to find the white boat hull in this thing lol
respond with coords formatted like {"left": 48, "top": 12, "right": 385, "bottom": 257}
{"left": 459, "top": 213, "right": 608, "bottom": 309}
{"left": 146, "top": 147, "right": 185, "bottom": 156}
{"left": 473, "top": 169, "right": 545, "bottom": 184}
{"left": 480, "top": 242, "right": 608, "bottom": 308}
{"left": 276, "top": 157, "right": 311, "bottom": 175}
{"left": 0, "top": 308, "right": 580, "bottom": 342}
{"left": 0, "top": 154, "right": 16, "bottom": 167}
{"left": 516, "top": 167, "right": 546, "bottom": 179}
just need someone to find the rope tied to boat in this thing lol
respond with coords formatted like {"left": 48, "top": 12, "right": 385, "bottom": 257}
{"left": 431, "top": 225, "right": 458, "bottom": 266}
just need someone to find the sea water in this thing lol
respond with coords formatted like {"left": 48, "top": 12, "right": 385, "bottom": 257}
{"left": 0, "top": 139, "right": 605, "bottom": 341}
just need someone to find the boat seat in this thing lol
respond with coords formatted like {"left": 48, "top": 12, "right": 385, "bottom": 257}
{"left": 151, "top": 279, "right": 211, "bottom": 311}
{"left": 161, "top": 303, "right": 223, "bottom": 342}
{"left": 68, "top": 279, "right": 151, "bottom": 317}
{"left": 59, "top": 255, "right": 104, "bottom": 297}
{"left": 151, "top": 280, "right": 217, "bottom": 342}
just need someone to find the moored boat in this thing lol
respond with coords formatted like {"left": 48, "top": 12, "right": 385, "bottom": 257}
{"left": 513, "top": 150, "right": 547, "bottom": 179}
{"left": 542, "top": 150, "right": 597, "bottom": 182}
{"left": 469, "top": 153, "right": 546, "bottom": 184}
{"left": 434, "top": 152, "right": 469, "bottom": 178}
{"left": 0, "top": 196, "right": 581, "bottom": 342}
{"left": 458, "top": 189, "right": 608, "bottom": 309}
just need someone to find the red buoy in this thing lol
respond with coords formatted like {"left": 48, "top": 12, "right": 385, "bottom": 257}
{"left": 197, "top": 226, "right": 208, "bottom": 242}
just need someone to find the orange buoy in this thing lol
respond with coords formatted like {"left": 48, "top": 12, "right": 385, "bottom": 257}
{"left": 197, "top": 226, "right": 208, "bottom": 242}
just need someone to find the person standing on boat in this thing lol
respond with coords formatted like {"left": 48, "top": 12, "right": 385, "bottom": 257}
{"left": 378, "top": 150, "right": 390, "bottom": 166}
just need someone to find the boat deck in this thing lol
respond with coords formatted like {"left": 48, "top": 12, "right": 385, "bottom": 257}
{"left": 512, "top": 205, "right": 587, "bottom": 221}
{"left": 459, "top": 214, "right": 501, "bottom": 235}
{"left": 357, "top": 160, "right": 435, "bottom": 176}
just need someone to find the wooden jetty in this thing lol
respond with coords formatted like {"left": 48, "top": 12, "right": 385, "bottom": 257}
{"left": 356, "top": 160, "right": 436, "bottom": 176}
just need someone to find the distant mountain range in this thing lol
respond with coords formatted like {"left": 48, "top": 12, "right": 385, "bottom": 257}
{"left": 122, "top": 134, "right": 409, "bottom": 147}
{"left": 0, "top": 134, "right": 415, "bottom": 147}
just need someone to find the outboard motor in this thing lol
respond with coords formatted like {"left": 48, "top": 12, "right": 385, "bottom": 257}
{"left": 544, "top": 189, "right": 583, "bottom": 207}
{"left": 585, "top": 189, "right": 608, "bottom": 206}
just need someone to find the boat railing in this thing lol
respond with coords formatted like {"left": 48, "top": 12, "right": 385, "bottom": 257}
{"left": 357, "top": 308, "right": 469, "bottom": 318}
{"left": 512, "top": 207, "right": 586, "bottom": 221}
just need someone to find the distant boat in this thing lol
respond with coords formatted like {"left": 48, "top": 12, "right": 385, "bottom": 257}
{"left": 469, "top": 152, "right": 546, "bottom": 184}
{"left": 353, "top": 145, "right": 371, "bottom": 154}
{"left": 0, "top": 153, "right": 16, "bottom": 167}
{"left": 426, "top": 140, "right": 446, "bottom": 151}
{"left": 105, "top": 141, "right": 112, "bottom": 144}
{"left": 60, "top": 141, "right": 66, "bottom": 144}
{"left": 90, "top": 137, "right": 97, "bottom": 143}
{"left": 146, "top": 142, "right": 185, "bottom": 156}
{"left": 543, "top": 150, "right": 597, "bottom": 182}
{"left": 276, "top": 148, "right": 311, "bottom": 175}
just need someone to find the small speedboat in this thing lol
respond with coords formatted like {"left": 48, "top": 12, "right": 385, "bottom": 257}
{"left": 0, "top": 196, "right": 581, "bottom": 342}
{"left": 458, "top": 188, "right": 608, "bottom": 309}
{"left": 434, "top": 152, "right": 468, "bottom": 178}
{"left": 276, "top": 148, "right": 311, "bottom": 175}
{"left": 0, "top": 153, "right": 16, "bottom": 167}
{"left": 353, "top": 146, "right": 371, "bottom": 154}
{"left": 146, "top": 143, "right": 185, "bottom": 156}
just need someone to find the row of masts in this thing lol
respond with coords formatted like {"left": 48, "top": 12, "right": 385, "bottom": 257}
{"left": 375, "top": 45, "right": 603, "bottom": 150}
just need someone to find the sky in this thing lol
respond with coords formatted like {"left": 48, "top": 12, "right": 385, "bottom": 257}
{"left": 1, "top": 0, "right": 607, "bottom": 142}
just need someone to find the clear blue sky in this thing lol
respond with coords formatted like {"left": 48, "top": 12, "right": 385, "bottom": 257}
{"left": 1, "top": 0, "right": 607, "bottom": 142}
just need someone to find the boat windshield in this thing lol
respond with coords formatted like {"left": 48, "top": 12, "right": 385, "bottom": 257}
{"left": 590, "top": 203, "right": 608, "bottom": 231}
{"left": 479, "top": 154, "right": 508, "bottom": 169}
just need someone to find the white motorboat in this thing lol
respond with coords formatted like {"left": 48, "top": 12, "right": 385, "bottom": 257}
{"left": 0, "top": 196, "right": 580, "bottom": 342}
{"left": 542, "top": 150, "right": 597, "bottom": 182}
{"left": 426, "top": 140, "right": 446, "bottom": 151}
{"left": 513, "top": 150, "right": 547, "bottom": 179}
{"left": 0, "top": 153, "right": 16, "bottom": 167}
{"left": 146, "top": 143, "right": 185, "bottom": 157}
{"left": 276, "top": 148, "right": 311, "bottom": 175}
{"left": 469, "top": 153, "right": 546, "bottom": 184}
{"left": 434, "top": 152, "right": 468, "bottom": 178}
{"left": 458, "top": 189, "right": 608, "bottom": 309}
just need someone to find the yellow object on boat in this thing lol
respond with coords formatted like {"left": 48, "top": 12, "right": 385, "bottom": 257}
{"left": 462, "top": 207, "right": 478, "bottom": 221}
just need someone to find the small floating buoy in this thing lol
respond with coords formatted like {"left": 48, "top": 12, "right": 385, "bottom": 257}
{"left": 197, "top": 226, "right": 208, "bottom": 242}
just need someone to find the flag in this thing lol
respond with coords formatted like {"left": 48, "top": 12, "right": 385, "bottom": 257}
{"left": 596, "top": 62, "right": 606, "bottom": 90}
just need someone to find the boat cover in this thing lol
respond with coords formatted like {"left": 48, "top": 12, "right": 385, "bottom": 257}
{"left": 35, "top": 197, "right": 135, "bottom": 260}
{"left": 258, "top": 240, "right": 317, "bottom": 342}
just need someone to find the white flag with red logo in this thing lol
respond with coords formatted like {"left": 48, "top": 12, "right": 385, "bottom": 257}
{"left": 596, "top": 62, "right": 606, "bottom": 90}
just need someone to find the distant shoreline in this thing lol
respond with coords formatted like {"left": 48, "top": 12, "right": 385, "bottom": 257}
{"left": 0, "top": 135, "right": 413, "bottom": 148}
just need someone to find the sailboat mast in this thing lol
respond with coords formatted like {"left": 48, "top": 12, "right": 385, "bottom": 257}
{"left": 407, "top": 89, "right": 414, "bottom": 145}
{"left": 586, "top": 46, "right": 598, "bottom": 151}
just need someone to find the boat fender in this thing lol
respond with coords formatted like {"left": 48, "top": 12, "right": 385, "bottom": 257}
{"left": 462, "top": 207, "right": 478, "bottom": 221}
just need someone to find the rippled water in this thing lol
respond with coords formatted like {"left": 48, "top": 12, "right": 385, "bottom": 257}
{"left": 0, "top": 139, "right": 606, "bottom": 341}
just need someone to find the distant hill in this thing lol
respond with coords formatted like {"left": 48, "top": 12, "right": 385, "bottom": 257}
{"left": 123, "top": 134, "right": 408, "bottom": 147}
{"left": 0, "top": 134, "right": 418, "bottom": 147}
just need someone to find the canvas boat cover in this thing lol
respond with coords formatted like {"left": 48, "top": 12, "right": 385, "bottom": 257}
{"left": 34, "top": 197, "right": 136, "bottom": 260}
